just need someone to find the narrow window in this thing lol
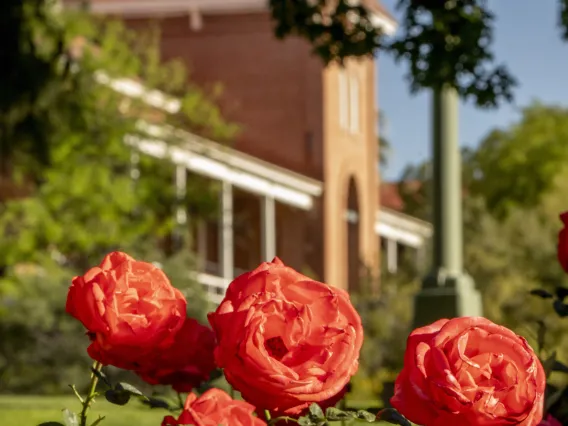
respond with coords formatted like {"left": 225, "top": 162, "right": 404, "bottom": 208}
{"left": 339, "top": 69, "right": 349, "bottom": 129}
{"left": 349, "top": 76, "right": 360, "bottom": 133}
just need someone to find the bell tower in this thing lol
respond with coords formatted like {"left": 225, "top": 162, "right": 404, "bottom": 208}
{"left": 321, "top": 59, "right": 380, "bottom": 292}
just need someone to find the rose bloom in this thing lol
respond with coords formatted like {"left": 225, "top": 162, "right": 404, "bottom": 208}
{"left": 136, "top": 317, "right": 216, "bottom": 392}
{"left": 558, "top": 211, "right": 568, "bottom": 273}
{"left": 66, "top": 251, "right": 187, "bottom": 370}
{"left": 161, "top": 388, "right": 266, "bottom": 426}
{"left": 208, "top": 257, "right": 363, "bottom": 416}
{"left": 539, "top": 414, "right": 562, "bottom": 426}
{"left": 391, "top": 317, "right": 546, "bottom": 426}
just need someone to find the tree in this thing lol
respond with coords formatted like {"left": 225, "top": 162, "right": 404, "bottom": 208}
{"left": 269, "top": 0, "right": 568, "bottom": 107}
{"left": 378, "top": 110, "right": 391, "bottom": 167}
{"left": 0, "top": 9, "right": 237, "bottom": 267}
{"left": 0, "top": 0, "right": 67, "bottom": 177}
{"left": 0, "top": 5, "right": 235, "bottom": 393}
{"left": 394, "top": 110, "right": 568, "bottom": 361}
{"left": 469, "top": 104, "right": 568, "bottom": 218}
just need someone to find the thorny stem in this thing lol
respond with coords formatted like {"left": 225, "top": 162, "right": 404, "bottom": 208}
{"left": 69, "top": 384, "right": 84, "bottom": 404}
{"left": 267, "top": 416, "right": 299, "bottom": 425}
{"left": 79, "top": 361, "right": 103, "bottom": 426}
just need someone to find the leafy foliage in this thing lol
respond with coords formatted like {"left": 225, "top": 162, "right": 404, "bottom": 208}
{"left": 0, "top": 0, "right": 67, "bottom": 173}
{"left": 269, "top": 0, "right": 381, "bottom": 65}
{"left": 560, "top": 0, "right": 568, "bottom": 40}
{"left": 389, "top": 0, "right": 515, "bottom": 108}
{"left": 285, "top": 403, "right": 410, "bottom": 426}
{"left": 350, "top": 251, "right": 421, "bottom": 404}
{"left": 393, "top": 101, "right": 568, "bottom": 405}
{"left": 0, "top": 5, "right": 231, "bottom": 393}
{"left": 469, "top": 104, "right": 568, "bottom": 218}
{"left": 269, "top": 0, "right": 516, "bottom": 107}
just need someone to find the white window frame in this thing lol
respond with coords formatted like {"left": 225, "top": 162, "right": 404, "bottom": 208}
{"left": 338, "top": 69, "right": 349, "bottom": 130}
{"left": 349, "top": 76, "right": 360, "bottom": 134}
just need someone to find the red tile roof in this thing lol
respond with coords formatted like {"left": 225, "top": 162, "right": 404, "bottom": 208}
{"left": 379, "top": 181, "right": 423, "bottom": 211}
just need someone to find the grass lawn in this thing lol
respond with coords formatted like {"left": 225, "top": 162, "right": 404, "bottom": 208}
{"left": 0, "top": 395, "right": 165, "bottom": 426}
{"left": 0, "top": 395, "right": 393, "bottom": 426}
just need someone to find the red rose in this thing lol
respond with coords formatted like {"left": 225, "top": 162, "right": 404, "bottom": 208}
{"left": 66, "top": 251, "right": 186, "bottom": 370}
{"left": 391, "top": 317, "right": 545, "bottom": 426}
{"left": 539, "top": 415, "right": 562, "bottom": 426}
{"left": 208, "top": 257, "right": 363, "bottom": 416}
{"left": 136, "top": 317, "right": 216, "bottom": 392}
{"left": 161, "top": 388, "right": 266, "bottom": 426}
{"left": 558, "top": 211, "right": 568, "bottom": 273}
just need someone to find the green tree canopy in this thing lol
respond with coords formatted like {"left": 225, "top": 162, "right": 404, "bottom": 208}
{"left": 0, "top": 3, "right": 233, "bottom": 393}
{"left": 269, "top": 0, "right": 568, "bottom": 108}
{"left": 469, "top": 104, "right": 568, "bottom": 218}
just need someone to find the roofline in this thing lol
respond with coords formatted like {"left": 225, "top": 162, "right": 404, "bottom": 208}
{"left": 94, "top": 71, "right": 181, "bottom": 114}
{"left": 378, "top": 207, "right": 433, "bottom": 231}
{"left": 92, "top": 70, "right": 324, "bottom": 202}
{"left": 66, "top": 0, "right": 397, "bottom": 35}
{"left": 137, "top": 122, "right": 323, "bottom": 196}
{"left": 375, "top": 206, "right": 434, "bottom": 237}
{"left": 375, "top": 207, "right": 432, "bottom": 248}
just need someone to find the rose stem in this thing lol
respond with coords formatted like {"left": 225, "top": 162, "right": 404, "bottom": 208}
{"left": 79, "top": 361, "right": 103, "bottom": 426}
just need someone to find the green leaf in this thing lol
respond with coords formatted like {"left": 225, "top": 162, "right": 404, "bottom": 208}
{"left": 37, "top": 423, "right": 65, "bottom": 426}
{"left": 556, "top": 286, "right": 568, "bottom": 301}
{"left": 308, "top": 403, "right": 324, "bottom": 419}
{"left": 297, "top": 417, "right": 315, "bottom": 426}
{"left": 104, "top": 389, "right": 130, "bottom": 406}
{"left": 115, "top": 382, "right": 144, "bottom": 397}
{"left": 376, "top": 408, "right": 412, "bottom": 426}
{"left": 325, "top": 407, "right": 355, "bottom": 421}
{"left": 552, "top": 360, "right": 568, "bottom": 374}
{"left": 355, "top": 410, "right": 376, "bottom": 422}
{"left": 62, "top": 409, "right": 79, "bottom": 426}
{"left": 89, "top": 416, "right": 105, "bottom": 426}
{"left": 324, "top": 407, "right": 376, "bottom": 422}
{"left": 542, "top": 351, "right": 558, "bottom": 378}
{"left": 546, "top": 386, "right": 564, "bottom": 412}
{"left": 141, "top": 397, "right": 171, "bottom": 410}
{"left": 91, "top": 368, "right": 111, "bottom": 387}
{"left": 553, "top": 300, "right": 568, "bottom": 317}
{"left": 536, "top": 320, "right": 546, "bottom": 353}
{"left": 530, "top": 289, "right": 553, "bottom": 299}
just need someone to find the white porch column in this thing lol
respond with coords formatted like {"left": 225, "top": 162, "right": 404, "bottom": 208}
{"left": 219, "top": 180, "right": 234, "bottom": 280}
{"left": 387, "top": 238, "right": 398, "bottom": 274}
{"left": 175, "top": 165, "right": 187, "bottom": 227}
{"left": 416, "top": 244, "right": 426, "bottom": 273}
{"left": 261, "top": 195, "right": 276, "bottom": 261}
{"left": 130, "top": 152, "right": 140, "bottom": 183}
{"left": 197, "top": 219, "right": 207, "bottom": 270}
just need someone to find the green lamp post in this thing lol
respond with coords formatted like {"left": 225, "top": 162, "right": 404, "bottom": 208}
{"left": 412, "top": 85, "right": 483, "bottom": 328}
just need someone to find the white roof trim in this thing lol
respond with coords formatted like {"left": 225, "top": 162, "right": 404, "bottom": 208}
{"left": 93, "top": 73, "right": 323, "bottom": 208}
{"left": 194, "top": 271, "right": 230, "bottom": 289}
{"left": 376, "top": 222, "right": 424, "bottom": 248}
{"left": 192, "top": 271, "right": 230, "bottom": 304}
{"left": 70, "top": 0, "right": 397, "bottom": 35}
{"left": 73, "top": 0, "right": 267, "bottom": 15}
{"left": 94, "top": 71, "right": 181, "bottom": 114}
{"left": 138, "top": 122, "right": 323, "bottom": 197}
{"left": 126, "top": 125, "right": 322, "bottom": 210}
{"left": 375, "top": 208, "right": 432, "bottom": 248}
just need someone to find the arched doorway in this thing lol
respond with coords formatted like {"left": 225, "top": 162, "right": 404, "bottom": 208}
{"left": 346, "top": 177, "right": 360, "bottom": 293}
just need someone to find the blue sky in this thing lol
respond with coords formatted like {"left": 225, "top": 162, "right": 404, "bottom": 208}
{"left": 378, "top": 0, "right": 568, "bottom": 181}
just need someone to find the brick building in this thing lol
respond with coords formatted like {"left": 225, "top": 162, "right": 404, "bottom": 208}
{"left": 67, "top": 0, "right": 431, "bottom": 301}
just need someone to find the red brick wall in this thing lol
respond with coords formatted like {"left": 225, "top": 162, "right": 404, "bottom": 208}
{"left": 126, "top": 12, "right": 325, "bottom": 180}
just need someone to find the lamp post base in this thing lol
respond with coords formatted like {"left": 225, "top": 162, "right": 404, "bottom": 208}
{"left": 412, "top": 268, "right": 483, "bottom": 328}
